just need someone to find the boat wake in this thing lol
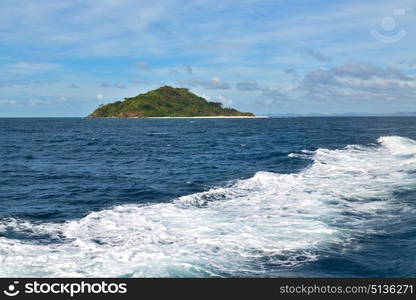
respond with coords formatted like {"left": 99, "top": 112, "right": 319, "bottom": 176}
{"left": 1, "top": 136, "right": 415, "bottom": 277}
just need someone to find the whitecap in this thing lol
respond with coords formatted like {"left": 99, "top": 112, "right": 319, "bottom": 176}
{"left": 0, "top": 136, "right": 415, "bottom": 277}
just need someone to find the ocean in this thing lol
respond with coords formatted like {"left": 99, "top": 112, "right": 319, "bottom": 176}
{"left": 0, "top": 117, "right": 416, "bottom": 277}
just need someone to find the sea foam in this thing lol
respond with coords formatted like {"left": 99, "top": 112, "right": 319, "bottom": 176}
{"left": 0, "top": 136, "right": 415, "bottom": 277}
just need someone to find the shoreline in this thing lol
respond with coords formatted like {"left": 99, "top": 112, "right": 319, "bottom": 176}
{"left": 147, "top": 116, "right": 269, "bottom": 119}
{"left": 88, "top": 115, "right": 269, "bottom": 119}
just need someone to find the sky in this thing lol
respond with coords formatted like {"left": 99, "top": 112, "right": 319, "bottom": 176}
{"left": 0, "top": 0, "right": 415, "bottom": 117}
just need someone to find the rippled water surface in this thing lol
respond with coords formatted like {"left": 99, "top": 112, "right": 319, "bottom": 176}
{"left": 1, "top": 117, "right": 416, "bottom": 277}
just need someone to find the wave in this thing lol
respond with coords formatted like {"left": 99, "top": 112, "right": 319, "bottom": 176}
{"left": 1, "top": 136, "right": 416, "bottom": 277}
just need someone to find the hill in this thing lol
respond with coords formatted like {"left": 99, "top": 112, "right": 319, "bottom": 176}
{"left": 89, "top": 86, "right": 254, "bottom": 118}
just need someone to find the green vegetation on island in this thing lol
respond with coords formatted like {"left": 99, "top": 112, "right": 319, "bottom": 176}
{"left": 89, "top": 86, "right": 254, "bottom": 118}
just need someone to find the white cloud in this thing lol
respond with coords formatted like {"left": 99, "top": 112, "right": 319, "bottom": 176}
{"left": 134, "top": 62, "right": 152, "bottom": 72}
{"left": 29, "top": 100, "right": 48, "bottom": 106}
{"left": 302, "top": 48, "right": 332, "bottom": 62}
{"left": 101, "top": 83, "right": 127, "bottom": 89}
{"left": 96, "top": 94, "right": 104, "bottom": 100}
{"left": 181, "top": 77, "right": 231, "bottom": 90}
{"left": 215, "top": 95, "right": 233, "bottom": 106}
{"left": 0, "top": 99, "right": 16, "bottom": 105}
{"left": 170, "top": 65, "right": 193, "bottom": 75}
{"left": 298, "top": 61, "right": 416, "bottom": 102}
{"left": 3, "top": 62, "right": 61, "bottom": 75}
{"left": 235, "top": 80, "right": 262, "bottom": 91}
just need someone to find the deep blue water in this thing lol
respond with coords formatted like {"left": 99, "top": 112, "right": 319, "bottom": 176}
{"left": 0, "top": 117, "right": 416, "bottom": 277}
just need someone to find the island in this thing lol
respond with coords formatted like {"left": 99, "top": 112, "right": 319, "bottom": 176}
{"left": 88, "top": 86, "right": 258, "bottom": 118}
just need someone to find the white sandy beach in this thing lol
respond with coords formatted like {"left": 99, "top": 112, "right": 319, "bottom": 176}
{"left": 147, "top": 116, "right": 269, "bottom": 119}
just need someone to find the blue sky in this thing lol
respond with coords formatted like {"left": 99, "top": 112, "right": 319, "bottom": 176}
{"left": 0, "top": 0, "right": 415, "bottom": 117}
